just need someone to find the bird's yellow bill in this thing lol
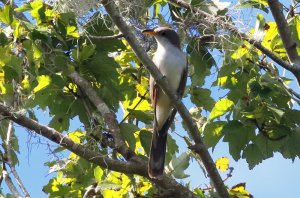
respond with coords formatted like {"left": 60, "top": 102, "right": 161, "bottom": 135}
{"left": 142, "top": 29, "right": 156, "bottom": 35}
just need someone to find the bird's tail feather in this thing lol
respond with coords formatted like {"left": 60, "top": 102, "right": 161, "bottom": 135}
{"left": 148, "top": 124, "right": 168, "bottom": 179}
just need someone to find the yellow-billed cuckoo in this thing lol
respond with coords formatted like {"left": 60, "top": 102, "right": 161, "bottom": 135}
{"left": 142, "top": 27, "right": 187, "bottom": 179}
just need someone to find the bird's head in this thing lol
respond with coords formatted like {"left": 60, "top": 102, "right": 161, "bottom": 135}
{"left": 142, "top": 27, "right": 181, "bottom": 49}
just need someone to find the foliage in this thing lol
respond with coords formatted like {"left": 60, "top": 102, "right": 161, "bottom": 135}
{"left": 0, "top": 0, "right": 299, "bottom": 197}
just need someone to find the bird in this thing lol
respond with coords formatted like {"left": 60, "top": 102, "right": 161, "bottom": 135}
{"left": 142, "top": 27, "right": 187, "bottom": 179}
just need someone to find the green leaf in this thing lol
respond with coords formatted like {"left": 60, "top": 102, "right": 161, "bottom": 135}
{"left": 238, "top": 0, "right": 269, "bottom": 13}
{"left": 127, "top": 109, "right": 152, "bottom": 124}
{"left": 139, "top": 129, "right": 152, "bottom": 156}
{"left": 209, "top": 98, "right": 234, "bottom": 121}
{"left": 266, "top": 105, "right": 285, "bottom": 123}
{"left": 3, "top": 55, "right": 23, "bottom": 82}
{"left": 203, "top": 121, "right": 226, "bottom": 149}
{"left": 119, "top": 123, "right": 138, "bottom": 150}
{"left": 281, "top": 131, "right": 300, "bottom": 159}
{"left": 30, "top": 0, "right": 46, "bottom": 25}
{"left": 14, "top": 3, "right": 32, "bottom": 12}
{"left": 49, "top": 114, "right": 70, "bottom": 131}
{"left": 0, "top": 32, "right": 8, "bottom": 46}
{"left": 166, "top": 152, "right": 190, "bottom": 179}
{"left": 242, "top": 143, "right": 264, "bottom": 169}
{"left": 0, "top": 4, "right": 13, "bottom": 25}
{"left": 80, "top": 45, "right": 95, "bottom": 61}
{"left": 187, "top": 41, "right": 215, "bottom": 86}
{"left": 190, "top": 87, "right": 215, "bottom": 111}
{"left": 94, "top": 166, "right": 104, "bottom": 183}
{"left": 223, "top": 121, "right": 255, "bottom": 160}
{"left": 166, "top": 134, "right": 179, "bottom": 163}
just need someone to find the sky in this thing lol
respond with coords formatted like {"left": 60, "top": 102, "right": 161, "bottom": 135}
{"left": 2, "top": 0, "right": 300, "bottom": 197}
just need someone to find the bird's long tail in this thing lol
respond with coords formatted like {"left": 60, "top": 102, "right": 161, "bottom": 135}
{"left": 148, "top": 123, "right": 168, "bottom": 179}
{"left": 148, "top": 110, "right": 176, "bottom": 179}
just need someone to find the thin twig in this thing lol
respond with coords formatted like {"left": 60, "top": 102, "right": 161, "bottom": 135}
{"left": 6, "top": 121, "right": 30, "bottom": 198}
{"left": 88, "top": 33, "right": 124, "bottom": 40}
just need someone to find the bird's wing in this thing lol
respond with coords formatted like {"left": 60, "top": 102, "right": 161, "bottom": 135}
{"left": 166, "top": 60, "right": 188, "bottom": 126}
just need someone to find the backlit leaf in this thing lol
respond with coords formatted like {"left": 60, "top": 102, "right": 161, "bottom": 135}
{"left": 34, "top": 75, "right": 51, "bottom": 93}
{"left": 0, "top": 5, "right": 13, "bottom": 25}
{"left": 203, "top": 121, "right": 226, "bottom": 149}
{"left": 209, "top": 98, "right": 234, "bottom": 121}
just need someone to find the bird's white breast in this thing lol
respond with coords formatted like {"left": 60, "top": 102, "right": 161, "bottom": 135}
{"left": 153, "top": 40, "right": 186, "bottom": 91}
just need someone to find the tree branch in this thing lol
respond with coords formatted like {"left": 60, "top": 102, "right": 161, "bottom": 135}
{"left": 6, "top": 121, "right": 30, "bottom": 198}
{"left": 169, "top": 0, "right": 300, "bottom": 84}
{"left": 2, "top": 164, "right": 21, "bottom": 197}
{"left": 268, "top": 0, "right": 299, "bottom": 62}
{"left": 101, "top": 1, "right": 230, "bottom": 197}
{"left": 0, "top": 103, "right": 199, "bottom": 198}
{"left": 0, "top": 103, "right": 142, "bottom": 173}
{"left": 69, "top": 71, "right": 136, "bottom": 160}
{"left": 267, "top": 0, "right": 300, "bottom": 81}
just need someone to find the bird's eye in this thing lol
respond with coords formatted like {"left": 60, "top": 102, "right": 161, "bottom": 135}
{"left": 161, "top": 31, "right": 166, "bottom": 36}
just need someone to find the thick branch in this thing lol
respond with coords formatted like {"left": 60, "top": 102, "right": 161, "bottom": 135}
{"left": 6, "top": 121, "right": 30, "bottom": 198}
{"left": 268, "top": 0, "right": 300, "bottom": 63}
{"left": 0, "top": 103, "right": 199, "bottom": 198}
{"left": 101, "top": 1, "right": 230, "bottom": 197}
{"left": 169, "top": 0, "right": 300, "bottom": 84}
{"left": 267, "top": 0, "right": 300, "bottom": 82}
{"left": 0, "top": 103, "right": 143, "bottom": 174}
{"left": 69, "top": 71, "right": 136, "bottom": 160}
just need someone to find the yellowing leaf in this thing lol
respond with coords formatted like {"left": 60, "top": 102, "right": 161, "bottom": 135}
{"left": 136, "top": 76, "right": 149, "bottom": 95}
{"left": 67, "top": 26, "right": 79, "bottom": 38}
{"left": 63, "top": 83, "right": 77, "bottom": 93}
{"left": 261, "top": 22, "right": 278, "bottom": 50}
{"left": 102, "top": 172, "right": 131, "bottom": 198}
{"left": 94, "top": 166, "right": 104, "bottom": 183}
{"left": 209, "top": 98, "right": 234, "bottom": 121}
{"left": 68, "top": 131, "right": 85, "bottom": 144}
{"left": 230, "top": 183, "right": 253, "bottom": 198}
{"left": 33, "top": 43, "right": 42, "bottom": 59}
{"left": 45, "top": 9, "right": 58, "bottom": 18}
{"left": 136, "top": 180, "right": 152, "bottom": 195}
{"left": 0, "top": 70, "right": 4, "bottom": 83}
{"left": 34, "top": 75, "right": 51, "bottom": 93}
{"left": 215, "top": 157, "right": 229, "bottom": 172}
{"left": 0, "top": 82, "right": 6, "bottom": 94}
{"left": 22, "top": 76, "right": 30, "bottom": 90}
{"left": 231, "top": 43, "right": 250, "bottom": 59}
